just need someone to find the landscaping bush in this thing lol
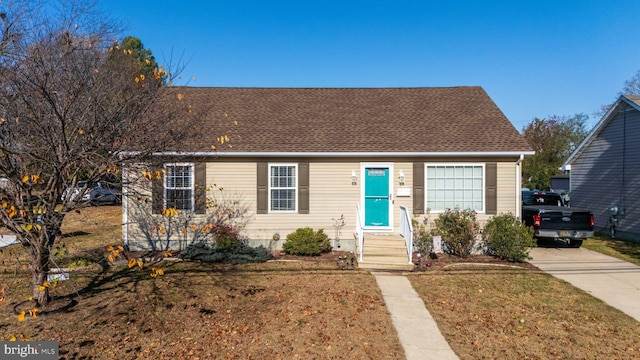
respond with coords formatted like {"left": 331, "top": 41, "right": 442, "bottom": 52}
{"left": 412, "top": 218, "right": 433, "bottom": 255}
{"left": 483, "top": 213, "right": 536, "bottom": 262}
{"left": 212, "top": 223, "right": 247, "bottom": 251}
{"left": 282, "top": 227, "right": 332, "bottom": 256}
{"left": 432, "top": 208, "right": 480, "bottom": 258}
{"left": 179, "top": 242, "right": 273, "bottom": 264}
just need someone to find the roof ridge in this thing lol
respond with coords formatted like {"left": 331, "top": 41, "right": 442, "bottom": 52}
{"left": 174, "top": 86, "right": 484, "bottom": 90}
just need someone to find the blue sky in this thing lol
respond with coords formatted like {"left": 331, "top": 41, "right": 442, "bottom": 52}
{"left": 99, "top": 0, "right": 640, "bottom": 131}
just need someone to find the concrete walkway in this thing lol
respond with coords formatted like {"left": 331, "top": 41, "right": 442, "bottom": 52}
{"left": 373, "top": 272, "right": 458, "bottom": 360}
{"left": 528, "top": 247, "right": 640, "bottom": 322}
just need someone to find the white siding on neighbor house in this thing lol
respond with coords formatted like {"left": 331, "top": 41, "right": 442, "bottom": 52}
{"left": 570, "top": 106, "right": 640, "bottom": 238}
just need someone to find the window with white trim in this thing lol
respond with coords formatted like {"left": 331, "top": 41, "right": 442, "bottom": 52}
{"left": 165, "top": 163, "right": 194, "bottom": 211}
{"left": 426, "top": 164, "right": 484, "bottom": 212}
{"left": 269, "top": 164, "right": 297, "bottom": 211}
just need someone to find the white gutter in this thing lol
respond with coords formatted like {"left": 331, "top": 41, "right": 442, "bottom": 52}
{"left": 515, "top": 154, "right": 525, "bottom": 219}
{"left": 120, "top": 151, "right": 535, "bottom": 158}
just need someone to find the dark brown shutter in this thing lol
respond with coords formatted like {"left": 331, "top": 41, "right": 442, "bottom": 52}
{"left": 298, "top": 162, "right": 309, "bottom": 214}
{"left": 257, "top": 162, "right": 268, "bottom": 214}
{"left": 413, "top": 162, "right": 424, "bottom": 214}
{"left": 194, "top": 162, "right": 206, "bottom": 214}
{"left": 485, "top": 163, "right": 497, "bottom": 215}
{"left": 151, "top": 162, "right": 164, "bottom": 214}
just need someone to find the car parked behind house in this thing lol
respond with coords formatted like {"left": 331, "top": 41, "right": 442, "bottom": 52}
{"left": 62, "top": 181, "right": 121, "bottom": 205}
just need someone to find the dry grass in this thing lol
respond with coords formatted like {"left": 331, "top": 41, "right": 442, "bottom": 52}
{"left": 1, "top": 261, "right": 404, "bottom": 359}
{"left": 3, "top": 207, "right": 640, "bottom": 359}
{"left": 409, "top": 268, "right": 640, "bottom": 359}
{"left": 0, "top": 206, "right": 404, "bottom": 359}
{"left": 583, "top": 236, "right": 640, "bottom": 267}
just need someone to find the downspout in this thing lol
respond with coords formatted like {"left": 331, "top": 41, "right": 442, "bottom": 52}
{"left": 515, "top": 154, "right": 525, "bottom": 219}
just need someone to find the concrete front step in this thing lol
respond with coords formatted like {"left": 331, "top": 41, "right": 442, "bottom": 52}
{"left": 360, "top": 233, "right": 414, "bottom": 271}
{"left": 364, "top": 247, "right": 407, "bottom": 257}
{"left": 358, "top": 261, "right": 414, "bottom": 271}
{"left": 364, "top": 241, "right": 406, "bottom": 250}
{"left": 363, "top": 255, "right": 411, "bottom": 266}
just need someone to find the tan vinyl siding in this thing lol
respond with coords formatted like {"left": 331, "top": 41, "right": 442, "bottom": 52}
{"left": 206, "top": 162, "right": 360, "bottom": 245}
{"left": 393, "top": 162, "right": 414, "bottom": 230}
{"left": 123, "top": 164, "right": 161, "bottom": 250}
{"left": 474, "top": 162, "right": 517, "bottom": 224}
{"left": 496, "top": 162, "right": 517, "bottom": 214}
{"left": 124, "top": 158, "right": 523, "bottom": 250}
{"left": 410, "top": 161, "right": 518, "bottom": 225}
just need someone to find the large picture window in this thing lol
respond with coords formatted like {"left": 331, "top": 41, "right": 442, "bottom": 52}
{"left": 269, "top": 164, "right": 297, "bottom": 212}
{"left": 164, "top": 163, "right": 194, "bottom": 211}
{"left": 426, "top": 164, "right": 484, "bottom": 212}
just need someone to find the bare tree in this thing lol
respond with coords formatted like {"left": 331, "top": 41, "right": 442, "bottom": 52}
{"left": 0, "top": 0, "right": 196, "bottom": 306}
{"left": 621, "top": 70, "right": 640, "bottom": 96}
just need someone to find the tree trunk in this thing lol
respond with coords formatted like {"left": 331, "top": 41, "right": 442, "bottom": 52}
{"left": 30, "top": 234, "right": 52, "bottom": 307}
{"left": 32, "top": 268, "right": 49, "bottom": 306}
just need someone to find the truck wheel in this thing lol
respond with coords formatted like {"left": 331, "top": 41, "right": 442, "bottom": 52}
{"left": 569, "top": 239, "right": 583, "bottom": 248}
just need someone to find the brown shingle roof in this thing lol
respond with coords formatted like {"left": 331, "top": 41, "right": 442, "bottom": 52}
{"left": 626, "top": 95, "right": 640, "bottom": 107}
{"left": 162, "top": 87, "right": 532, "bottom": 153}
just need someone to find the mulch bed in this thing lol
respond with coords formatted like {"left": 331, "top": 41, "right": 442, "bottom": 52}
{"left": 412, "top": 252, "right": 540, "bottom": 272}
{"left": 122, "top": 248, "right": 538, "bottom": 272}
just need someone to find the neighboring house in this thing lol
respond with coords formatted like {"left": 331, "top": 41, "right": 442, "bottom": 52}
{"left": 550, "top": 173, "right": 570, "bottom": 193}
{"left": 562, "top": 95, "right": 640, "bottom": 240}
{"left": 122, "top": 87, "right": 533, "bottom": 251}
{"left": 550, "top": 173, "right": 571, "bottom": 205}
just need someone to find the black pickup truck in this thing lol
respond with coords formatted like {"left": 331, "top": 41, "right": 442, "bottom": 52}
{"left": 522, "top": 190, "right": 594, "bottom": 248}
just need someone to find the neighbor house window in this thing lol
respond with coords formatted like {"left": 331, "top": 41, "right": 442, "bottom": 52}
{"left": 269, "top": 164, "right": 297, "bottom": 211}
{"left": 164, "top": 163, "right": 194, "bottom": 211}
{"left": 425, "top": 164, "right": 484, "bottom": 212}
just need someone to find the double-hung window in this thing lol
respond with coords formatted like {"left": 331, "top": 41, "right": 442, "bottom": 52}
{"left": 164, "top": 163, "right": 194, "bottom": 211}
{"left": 425, "top": 164, "right": 484, "bottom": 212}
{"left": 269, "top": 164, "right": 297, "bottom": 212}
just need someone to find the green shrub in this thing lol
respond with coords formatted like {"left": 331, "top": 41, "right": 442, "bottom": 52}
{"left": 212, "top": 224, "right": 247, "bottom": 251}
{"left": 179, "top": 242, "right": 273, "bottom": 264}
{"left": 282, "top": 227, "right": 331, "bottom": 256}
{"left": 483, "top": 213, "right": 536, "bottom": 262}
{"left": 432, "top": 208, "right": 480, "bottom": 258}
{"left": 67, "top": 257, "right": 94, "bottom": 270}
{"left": 412, "top": 218, "right": 433, "bottom": 255}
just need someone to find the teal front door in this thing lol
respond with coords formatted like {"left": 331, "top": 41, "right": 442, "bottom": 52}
{"left": 364, "top": 167, "right": 391, "bottom": 227}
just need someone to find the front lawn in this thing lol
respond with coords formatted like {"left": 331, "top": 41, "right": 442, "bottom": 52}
{"left": 3, "top": 206, "right": 640, "bottom": 359}
{"left": 0, "top": 206, "right": 404, "bottom": 359}
{"left": 409, "top": 266, "right": 640, "bottom": 359}
{"left": 583, "top": 235, "right": 640, "bottom": 266}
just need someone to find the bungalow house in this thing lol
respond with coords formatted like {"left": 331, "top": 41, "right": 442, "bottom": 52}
{"left": 122, "top": 87, "right": 533, "bottom": 268}
{"left": 562, "top": 95, "right": 640, "bottom": 241}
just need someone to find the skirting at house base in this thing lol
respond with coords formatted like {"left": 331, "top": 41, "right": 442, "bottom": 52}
{"left": 125, "top": 238, "right": 357, "bottom": 253}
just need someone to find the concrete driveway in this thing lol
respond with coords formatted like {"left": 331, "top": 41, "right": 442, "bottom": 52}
{"left": 528, "top": 246, "right": 640, "bottom": 322}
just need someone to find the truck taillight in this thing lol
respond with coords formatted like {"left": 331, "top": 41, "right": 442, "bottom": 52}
{"left": 533, "top": 214, "right": 541, "bottom": 227}
{"left": 590, "top": 215, "right": 595, "bottom": 228}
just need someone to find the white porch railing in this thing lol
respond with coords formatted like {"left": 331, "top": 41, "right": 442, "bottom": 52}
{"left": 399, "top": 205, "right": 414, "bottom": 264}
{"left": 355, "top": 203, "right": 364, "bottom": 262}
